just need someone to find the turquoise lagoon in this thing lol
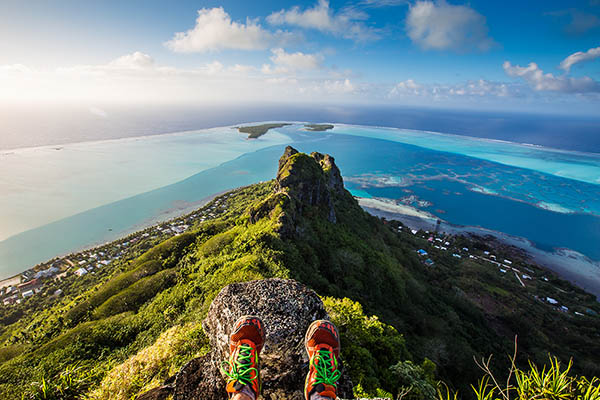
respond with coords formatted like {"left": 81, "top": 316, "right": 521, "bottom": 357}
{"left": 1, "top": 123, "right": 599, "bottom": 294}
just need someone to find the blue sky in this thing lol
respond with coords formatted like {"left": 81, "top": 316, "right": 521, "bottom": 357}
{"left": 1, "top": 0, "right": 599, "bottom": 113}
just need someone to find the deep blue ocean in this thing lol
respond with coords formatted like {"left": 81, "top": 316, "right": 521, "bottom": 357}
{"left": 2, "top": 103, "right": 600, "bottom": 153}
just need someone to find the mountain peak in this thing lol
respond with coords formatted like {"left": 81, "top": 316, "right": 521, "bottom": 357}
{"left": 275, "top": 146, "right": 344, "bottom": 224}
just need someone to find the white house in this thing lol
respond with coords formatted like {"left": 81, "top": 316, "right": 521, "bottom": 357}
{"left": 74, "top": 268, "right": 88, "bottom": 276}
{"left": 546, "top": 297, "right": 558, "bottom": 305}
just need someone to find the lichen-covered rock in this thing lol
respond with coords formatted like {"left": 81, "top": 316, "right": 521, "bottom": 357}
{"left": 172, "top": 278, "right": 353, "bottom": 400}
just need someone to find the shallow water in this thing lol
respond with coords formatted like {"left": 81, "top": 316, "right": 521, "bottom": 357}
{"left": 1, "top": 123, "right": 599, "bottom": 284}
{"left": 0, "top": 126, "right": 291, "bottom": 241}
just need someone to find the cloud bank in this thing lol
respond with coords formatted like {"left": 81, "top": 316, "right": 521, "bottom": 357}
{"left": 390, "top": 78, "right": 511, "bottom": 98}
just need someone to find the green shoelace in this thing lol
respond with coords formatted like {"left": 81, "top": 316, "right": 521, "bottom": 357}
{"left": 311, "top": 348, "right": 341, "bottom": 386}
{"left": 221, "top": 344, "right": 258, "bottom": 387}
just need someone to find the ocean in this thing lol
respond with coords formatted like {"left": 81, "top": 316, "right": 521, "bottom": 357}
{"left": 1, "top": 105, "right": 599, "bottom": 295}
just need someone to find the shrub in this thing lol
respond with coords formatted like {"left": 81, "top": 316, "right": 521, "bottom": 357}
{"left": 390, "top": 360, "right": 437, "bottom": 400}
{"left": 323, "top": 297, "right": 410, "bottom": 396}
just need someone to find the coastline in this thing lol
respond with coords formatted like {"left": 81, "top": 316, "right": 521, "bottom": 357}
{"left": 2, "top": 121, "right": 600, "bottom": 296}
{"left": 0, "top": 188, "right": 234, "bottom": 283}
{"left": 357, "top": 197, "right": 600, "bottom": 299}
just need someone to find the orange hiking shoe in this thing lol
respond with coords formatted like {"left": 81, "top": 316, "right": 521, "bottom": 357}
{"left": 220, "top": 315, "right": 266, "bottom": 399}
{"left": 304, "top": 320, "right": 341, "bottom": 400}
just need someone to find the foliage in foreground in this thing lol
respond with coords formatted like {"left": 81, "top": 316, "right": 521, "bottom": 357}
{"left": 23, "top": 362, "right": 98, "bottom": 400}
{"left": 440, "top": 354, "right": 600, "bottom": 400}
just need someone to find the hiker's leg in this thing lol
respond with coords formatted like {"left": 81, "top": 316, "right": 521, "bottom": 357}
{"left": 231, "top": 385, "right": 256, "bottom": 400}
{"left": 304, "top": 320, "right": 341, "bottom": 400}
{"left": 221, "top": 316, "right": 265, "bottom": 400}
{"left": 310, "top": 394, "right": 334, "bottom": 400}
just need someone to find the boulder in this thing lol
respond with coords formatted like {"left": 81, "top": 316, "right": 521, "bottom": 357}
{"left": 172, "top": 278, "right": 353, "bottom": 400}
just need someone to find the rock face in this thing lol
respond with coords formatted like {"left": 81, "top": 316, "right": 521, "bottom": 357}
{"left": 172, "top": 278, "right": 353, "bottom": 400}
{"left": 275, "top": 146, "right": 344, "bottom": 224}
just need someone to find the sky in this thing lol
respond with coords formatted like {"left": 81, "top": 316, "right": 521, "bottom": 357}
{"left": 1, "top": 0, "right": 599, "bottom": 114}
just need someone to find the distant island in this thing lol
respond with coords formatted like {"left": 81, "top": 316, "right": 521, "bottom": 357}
{"left": 304, "top": 123, "right": 334, "bottom": 131}
{"left": 237, "top": 123, "right": 334, "bottom": 138}
{"left": 237, "top": 123, "right": 291, "bottom": 138}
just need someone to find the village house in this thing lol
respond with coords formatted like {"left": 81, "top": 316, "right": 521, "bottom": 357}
{"left": 17, "top": 278, "right": 40, "bottom": 291}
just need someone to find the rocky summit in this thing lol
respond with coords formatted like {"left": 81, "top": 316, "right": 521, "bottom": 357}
{"left": 249, "top": 146, "right": 346, "bottom": 231}
{"left": 146, "top": 278, "right": 352, "bottom": 400}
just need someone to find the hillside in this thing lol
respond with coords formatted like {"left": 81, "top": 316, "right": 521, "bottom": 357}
{"left": 0, "top": 146, "right": 599, "bottom": 399}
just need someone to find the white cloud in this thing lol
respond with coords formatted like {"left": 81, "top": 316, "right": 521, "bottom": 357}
{"left": 323, "top": 78, "right": 355, "bottom": 93}
{"left": 108, "top": 52, "right": 154, "bottom": 69}
{"left": 390, "top": 78, "right": 512, "bottom": 98}
{"left": 503, "top": 61, "right": 600, "bottom": 93}
{"left": 270, "top": 48, "right": 322, "bottom": 70}
{"left": 559, "top": 46, "right": 600, "bottom": 72}
{"left": 406, "top": 1, "right": 494, "bottom": 51}
{"left": 165, "top": 7, "right": 293, "bottom": 52}
{"left": 389, "top": 79, "right": 425, "bottom": 96}
{"left": 0, "top": 64, "right": 34, "bottom": 74}
{"left": 267, "top": 0, "right": 379, "bottom": 42}
{"left": 261, "top": 63, "right": 288, "bottom": 75}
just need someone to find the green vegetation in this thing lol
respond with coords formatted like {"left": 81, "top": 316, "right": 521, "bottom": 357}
{"left": 446, "top": 354, "right": 600, "bottom": 400}
{"left": 304, "top": 123, "right": 335, "bottom": 131}
{"left": 0, "top": 149, "right": 598, "bottom": 399}
{"left": 24, "top": 362, "right": 98, "bottom": 400}
{"left": 237, "top": 123, "right": 291, "bottom": 138}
